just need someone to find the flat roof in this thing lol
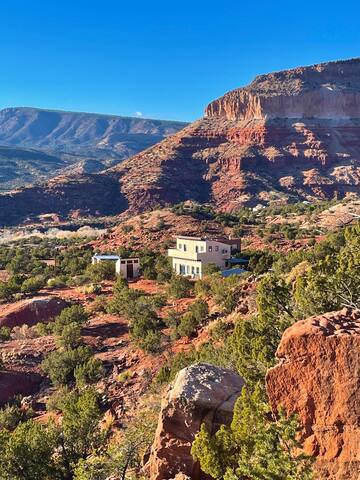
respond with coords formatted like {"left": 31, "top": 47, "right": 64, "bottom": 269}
{"left": 92, "top": 255, "right": 120, "bottom": 260}
{"left": 175, "top": 235, "right": 241, "bottom": 243}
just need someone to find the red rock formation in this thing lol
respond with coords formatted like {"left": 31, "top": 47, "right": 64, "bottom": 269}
{"left": 148, "top": 363, "right": 245, "bottom": 480}
{"left": 0, "top": 296, "right": 68, "bottom": 328}
{"left": 1, "top": 58, "right": 360, "bottom": 225}
{"left": 206, "top": 59, "right": 360, "bottom": 120}
{"left": 0, "top": 371, "right": 43, "bottom": 405}
{"left": 0, "top": 335, "right": 55, "bottom": 406}
{"left": 266, "top": 308, "right": 360, "bottom": 480}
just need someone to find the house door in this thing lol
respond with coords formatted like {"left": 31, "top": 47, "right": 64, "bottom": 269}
{"left": 126, "top": 263, "right": 134, "bottom": 279}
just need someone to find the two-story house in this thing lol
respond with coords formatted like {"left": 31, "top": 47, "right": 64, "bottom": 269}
{"left": 167, "top": 236, "right": 241, "bottom": 279}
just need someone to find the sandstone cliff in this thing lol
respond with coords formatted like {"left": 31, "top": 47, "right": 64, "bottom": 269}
{"left": 266, "top": 308, "right": 360, "bottom": 480}
{"left": 1, "top": 59, "right": 360, "bottom": 225}
{"left": 206, "top": 58, "right": 360, "bottom": 120}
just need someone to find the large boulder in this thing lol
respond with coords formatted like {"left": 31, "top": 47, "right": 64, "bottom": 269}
{"left": 148, "top": 363, "right": 245, "bottom": 480}
{"left": 0, "top": 296, "right": 68, "bottom": 328}
{"left": 266, "top": 308, "right": 360, "bottom": 480}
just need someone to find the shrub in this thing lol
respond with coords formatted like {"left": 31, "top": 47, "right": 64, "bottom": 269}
{"left": 41, "top": 345, "right": 93, "bottom": 386}
{"left": 21, "top": 275, "right": 46, "bottom": 294}
{"left": 194, "top": 278, "right": 211, "bottom": 297}
{"left": 164, "top": 310, "right": 181, "bottom": 328}
{"left": 167, "top": 275, "right": 192, "bottom": 299}
{"left": 177, "top": 312, "right": 199, "bottom": 338}
{"left": 74, "top": 357, "right": 104, "bottom": 387}
{"left": 202, "top": 263, "right": 221, "bottom": 276}
{"left": 0, "top": 419, "right": 57, "bottom": 479}
{"left": 116, "top": 370, "right": 134, "bottom": 383}
{"left": 52, "top": 305, "right": 88, "bottom": 336}
{"left": 47, "top": 276, "right": 67, "bottom": 288}
{"left": 137, "top": 330, "right": 163, "bottom": 353}
{"left": 210, "top": 320, "right": 229, "bottom": 341}
{"left": 87, "top": 295, "right": 108, "bottom": 314}
{"left": 0, "top": 326, "right": 11, "bottom": 342}
{"left": 0, "top": 401, "right": 34, "bottom": 430}
{"left": 85, "top": 262, "right": 116, "bottom": 282}
{"left": 191, "top": 386, "right": 314, "bottom": 480}
{"left": 55, "top": 322, "right": 82, "bottom": 350}
{"left": 189, "top": 299, "right": 209, "bottom": 323}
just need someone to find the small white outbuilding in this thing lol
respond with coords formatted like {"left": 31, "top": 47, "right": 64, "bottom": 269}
{"left": 91, "top": 254, "right": 140, "bottom": 280}
{"left": 115, "top": 257, "right": 140, "bottom": 280}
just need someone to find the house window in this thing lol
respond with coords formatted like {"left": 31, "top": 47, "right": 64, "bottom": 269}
{"left": 180, "top": 264, "right": 186, "bottom": 274}
{"left": 208, "top": 246, "right": 212, "bottom": 252}
{"left": 178, "top": 243, "right": 182, "bottom": 250}
{"left": 196, "top": 267, "right": 200, "bottom": 274}
{"left": 215, "top": 246, "right": 219, "bottom": 252}
{"left": 195, "top": 246, "right": 199, "bottom": 253}
{"left": 200, "top": 246, "right": 204, "bottom": 252}
{"left": 186, "top": 265, "right": 190, "bottom": 274}
{"left": 121, "top": 260, "right": 126, "bottom": 264}
{"left": 183, "top": 244, "right": 187, "bottom": 252}
{"left": 191, "top": 266, "right": 195, "bottom": 274}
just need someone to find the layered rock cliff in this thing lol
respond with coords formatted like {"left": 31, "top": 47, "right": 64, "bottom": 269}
{"left": 266, "top": 308, "right": 360, "bottom": 480}
{"left": 1, "top": 59, "right": 360, "bottom": 225}
{"left": 206, "top": 58, "right": 360, "bottom": 120}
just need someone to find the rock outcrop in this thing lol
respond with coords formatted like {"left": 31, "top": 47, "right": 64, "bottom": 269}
{"left": 0, "top": 296, "right": 68, "bottom": 328}
{"left": 148, "top": 363, "right": 245, "bottom": 480}
{"left": 206, "top": 58, "right": 360, "bottom": 120}
{"left": 266, "top": 308, "right": 360, "bottom": 480}
{"left": 2, "top": 59, "right": 360, "bottom": 225}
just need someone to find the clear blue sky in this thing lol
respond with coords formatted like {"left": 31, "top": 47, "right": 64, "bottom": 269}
{"left": 1, "top": 0, "right": 360, "bottom": 122}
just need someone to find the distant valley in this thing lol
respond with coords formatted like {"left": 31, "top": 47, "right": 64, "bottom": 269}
{"left": 0, "top": 107, "right": 187, "bottom": 190}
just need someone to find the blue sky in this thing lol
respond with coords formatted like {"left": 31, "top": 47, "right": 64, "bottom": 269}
{"left": 0, "top": 0, "right": 359, "bottom": 122}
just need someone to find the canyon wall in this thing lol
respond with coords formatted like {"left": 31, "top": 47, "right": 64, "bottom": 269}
{"left": 206, "top": 58, "right": 360, "bottom": 120}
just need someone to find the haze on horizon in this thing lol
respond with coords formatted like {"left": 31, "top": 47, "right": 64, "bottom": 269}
{"left": 1, "top": 0, "right": 360, "bottom": 122}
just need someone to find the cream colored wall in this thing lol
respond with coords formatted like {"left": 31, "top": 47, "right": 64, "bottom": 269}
{"left": 197, "top": 240, "right": 230, "bottom": 268}
{"left": 171, "top": 258, "right": 202, "bottom": 278}
{"left": 115, "top": 259, "right": 140, "bottom": 279}
{"left": 169, "top": 238, "right": 232, "bottom": 278}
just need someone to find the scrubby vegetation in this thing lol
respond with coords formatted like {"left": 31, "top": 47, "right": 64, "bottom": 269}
{"left": 0, "top": 217, "right": 359, "bottom": 479}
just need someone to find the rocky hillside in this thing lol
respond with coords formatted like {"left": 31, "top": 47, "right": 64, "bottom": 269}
{"left": 1, "top": 58, "right": 360, "bottom": 225}
{"left": 0, "top": 107, "right": 187, "bottom": 189}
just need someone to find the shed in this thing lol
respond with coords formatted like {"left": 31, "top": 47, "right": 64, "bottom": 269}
{"left": 115, "top": 257, "right": 140, "bottom": 280}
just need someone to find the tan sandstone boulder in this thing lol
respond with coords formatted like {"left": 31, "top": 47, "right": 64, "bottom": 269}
{"left": 148, "top": 363, "right": 245, "bottom": 480}
{"left": 266, "top": 308, "right": 360, "bottom": 480}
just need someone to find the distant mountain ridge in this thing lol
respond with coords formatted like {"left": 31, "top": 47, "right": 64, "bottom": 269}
{"left": 0, "top": 107, "right": 187, "bottom": 189}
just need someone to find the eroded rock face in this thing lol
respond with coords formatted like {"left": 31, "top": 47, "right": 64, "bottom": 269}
{"left": 206, "top": 59, "right": 360, "bottom": 120}
{"left": 148, "top": 363, "right": 245, "bottom": 480}
{"left": 266, "top": 308, "right": 360, "bottom": 480}
{"left": 0, "top": 296, "right": 68, "bottom": 328}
